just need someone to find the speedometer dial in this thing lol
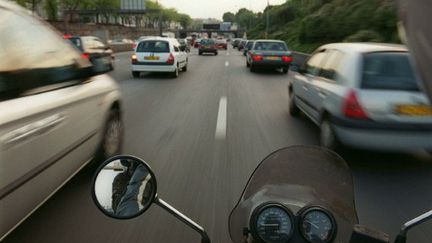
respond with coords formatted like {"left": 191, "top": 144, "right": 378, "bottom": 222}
{"left": 251, "top": 204, "right": 294, "bottom": 243}
{"left": 300, "top": 207, "right": 336, "bottom": 243}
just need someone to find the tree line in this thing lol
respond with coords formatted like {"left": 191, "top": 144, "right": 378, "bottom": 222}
{"left": 15, "top": 0, "right": 192, "bottom": 29}
{"left": 223, "top": 0, "right": 400, "bottom": 53}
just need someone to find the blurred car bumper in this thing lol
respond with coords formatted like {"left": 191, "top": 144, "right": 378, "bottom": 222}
{"left": 199, "top": 48, "right": 217, "bottom": 53}
{"left": 132, "top": 64, "right": 176, "bottom": 73}
{"left": 252, "top": 61, "right": 290, "bottom": 69}
{"left": 331, "top": 116, "right": 432, "bottom": 151}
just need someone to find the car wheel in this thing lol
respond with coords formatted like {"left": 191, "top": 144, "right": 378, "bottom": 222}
{"left": 250, "top": 64, "right": 256, "bottom": 73}
{"left": 246, "top": 60, "right": 250, "bottom": 68}
{"left": 171, "top": 67, "right": 179, "bottom": 78}
{"left": 199, "top": 51, "right": 202, "bottom": 56}
{"left": 288, "top": 93, "right": 300, "bottom": 117}
{"left": 320, "top": 118, "right": 341, "bottom": 150}
{"left": 215, "top": 52, "right": 218, "bottom": 56}
{"left": 96, "top": 108, "right": 123, "bottom": 161}
{"left": 132, "top": 71, "right": 140, "bottom": 78}
{"left": 282, "top": 67, "right": 289, "bottom": 74}
{"left": 183, "top": 61, "right": 188, "bottom": 72}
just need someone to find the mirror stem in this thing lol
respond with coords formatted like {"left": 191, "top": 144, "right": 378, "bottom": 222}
{"left": 395, "top": 210, "right": 432, "bottom": 243}
{"left": 155, "top": 197, "right": 211, "bottom": 243}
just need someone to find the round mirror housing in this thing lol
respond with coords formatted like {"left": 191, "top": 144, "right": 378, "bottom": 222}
{"left": 91, "top": 155, "right": 157, "bottom": 219}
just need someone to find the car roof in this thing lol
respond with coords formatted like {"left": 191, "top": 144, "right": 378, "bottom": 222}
{"left": 320, "top": 43, "right": 408, "bottom": 53}
{"left": 1, "top": 0, "right": 29, "bottom": 13}
{"left": 138, "top": 37, "right": 176, "bottom": 43}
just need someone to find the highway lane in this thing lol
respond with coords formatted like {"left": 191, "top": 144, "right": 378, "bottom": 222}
{"left": 4, "top": 48, "right": 432, "bottom": 243}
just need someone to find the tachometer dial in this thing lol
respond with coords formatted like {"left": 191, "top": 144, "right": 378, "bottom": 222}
{"left": 251, "top": 204, "right": 294, "bottom": 243}
{"left": 300, "top": 207, "right": 336, "bottom": 243}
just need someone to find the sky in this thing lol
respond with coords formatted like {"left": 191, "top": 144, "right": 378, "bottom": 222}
{"left": 156, "top": 0, "right": 287, "bottom": 20}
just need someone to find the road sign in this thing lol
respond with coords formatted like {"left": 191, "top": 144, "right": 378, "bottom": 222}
{"left": 203, "top": 24, "right": 220, "bottom": 30}
{"left": 121, "top": 0, "right": 146, "bottom": 10}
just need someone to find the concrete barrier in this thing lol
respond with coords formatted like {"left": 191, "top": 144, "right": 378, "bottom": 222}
{"left": 109, "top": 43, "right": 133, "bottom": 53}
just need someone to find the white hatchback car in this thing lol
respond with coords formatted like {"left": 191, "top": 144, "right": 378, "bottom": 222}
{"left": 131, "top": 37, "right": 188, "bottom": 78}
{"left": 0, "top": 2, "right": 123, "bottom": 239}
{"left": 289, "top": 43, "right": 432, "bottom": 152}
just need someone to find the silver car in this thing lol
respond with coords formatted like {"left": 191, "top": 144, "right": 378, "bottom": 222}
{"left": 289, "top": 43, "right": 432, "bottom": 152}
{"left": 0, "top": 2, "right": 123, "bottom": 239}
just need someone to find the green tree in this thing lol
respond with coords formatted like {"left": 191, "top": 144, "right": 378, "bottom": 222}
{"left": 235, "top": 8, "right": 257, "bottom": 29}
{"left": 60, "top": 0, "right": 91, "bottom": 11}
{"left": 45, "top": 0, "right": 58, "bottom": 20}
{"left": 16, "top": 0, "right": 44, "bottom": 13}
{"left": 222, "top": 12, "right": 235, "bottom": 22}
{"left": 178, "top": 14, "right": 192, "bottom": 29}
{"left": 90, "top": 0, "right": 120, "bottom": 23}
{"left": 344, "top": 30, "right": 384, "bottom": 42}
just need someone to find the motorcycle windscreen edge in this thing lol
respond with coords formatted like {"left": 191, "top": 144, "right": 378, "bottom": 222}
{"left": 228, "top": 146, "right": 359, "bottom": 243}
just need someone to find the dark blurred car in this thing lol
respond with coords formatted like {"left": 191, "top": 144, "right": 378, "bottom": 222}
{"left": 238, "top": 40, "right": 247, "bottom": 51}
{"left": 246, "top": 40, "right": 293, "bottom": 73}
{"left": 199, "top": 39, "right": 218, "bottom": 56}
{"left": 216, "top": 39, "right": 228, "bottom": 50}
{"left": 64, "top": 35, "right": 114, "bottom": 70}
{"left": 232, "top": 38, "right": 241, "bottom": 48}
{"left": 243, "top": 40, "right": 255, "bottom": 56}
{"left": 177, "top": 38, "right": 190, "bottom": 52}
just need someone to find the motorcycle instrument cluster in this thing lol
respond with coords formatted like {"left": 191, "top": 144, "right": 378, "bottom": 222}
{"left": 299, "top": 207, "right": 337, "bottom": 243}
{"left": 251, "top": 204, "right": 294, "bottom": 243}
{"left": 250, "top": 203, "right": 336, "bottom": 243}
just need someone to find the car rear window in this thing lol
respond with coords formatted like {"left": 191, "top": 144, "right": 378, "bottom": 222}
{"left": 362, "top": 52, "right": 420, "bottom": 91}
{"left": 254, "top": 42, "right": 288, "bottom": 51}
{"left": 201, "top": 39, "right": 215, "bottom": 45}
{"left": 137, "top": 41, "right": 170, "bottom": 53}
{"left": 67, "top": 37, "right": 84, "bottom": 51}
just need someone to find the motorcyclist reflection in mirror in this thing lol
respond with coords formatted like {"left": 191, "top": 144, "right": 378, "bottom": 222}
{"left": 111, "top": 159, "right": 154, "bottom": 217}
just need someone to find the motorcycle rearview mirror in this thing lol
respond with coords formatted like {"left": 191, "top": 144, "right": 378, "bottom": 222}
{"left": 91, "top": 155, "right": 211, "bottom": 243}
{"left": 91, "top": 155, "right": 157, "bottom": 219}
{"left": 394, "top": 209, "right": 432, "bottom": 243}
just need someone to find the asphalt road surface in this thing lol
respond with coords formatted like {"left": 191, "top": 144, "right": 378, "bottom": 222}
{"left": 4, "top": 48, "right": 432, "bottom": 243}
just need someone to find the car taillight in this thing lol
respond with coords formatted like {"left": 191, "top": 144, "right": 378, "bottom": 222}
{"left": 342, "top": 90, "right": 369, "bottom": 119}
{"left": 132, "top": 43, "right": 137, "bottom": 49}
{"left": 282, "top": 56, "right": 293, "bottom": 62}
{"left": 63, "top": 35, "right": 72, "bottom": 39}
{"left": 82, "top": 53, "right": 89, "bottom": 59}
{"left": 167, "top": 53, "right": 175, "bottom": 65}
{"left": 252, "top": 55, "right": 263, "bottom": 62}
{"left": 131, "top": 54, "right": 137, "bottom": 63}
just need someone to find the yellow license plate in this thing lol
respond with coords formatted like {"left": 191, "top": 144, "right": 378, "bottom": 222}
{"left": 144, "top": 56, "right": 159, "bottom": 60}
{"left": 396, "top": 105, "right": 432, "bottom": 116}
{"left": 265, "top": 56, "right": 280, "bottom": 60}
